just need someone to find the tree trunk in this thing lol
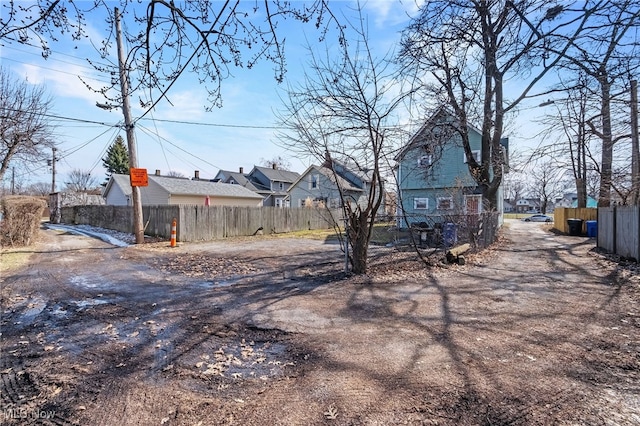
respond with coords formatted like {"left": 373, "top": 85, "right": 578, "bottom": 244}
{"left": 349, "top": 213, "right": 370, "bottom": 275}
{"left": 598, "top": 71, "right": 613, "bottom": 207}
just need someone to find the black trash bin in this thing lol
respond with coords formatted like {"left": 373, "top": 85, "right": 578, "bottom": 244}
{"left": 567, "top": 218, "right": 584, "bottom": 236}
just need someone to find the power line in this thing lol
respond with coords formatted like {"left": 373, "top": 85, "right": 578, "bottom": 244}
{"left": 1, "top": 56, "right": 113, "bottom": 85}
{"left": 1, "top": 107, "right": 120, "bottom": 127}
{"left": 2, "top": 44, "right": 113, "bottom": 73}
{"left": 136, "top": 123, "right": 223, "bottom": 173}
{"left": 138, "top": 117, "right": 282, "bottom": 129}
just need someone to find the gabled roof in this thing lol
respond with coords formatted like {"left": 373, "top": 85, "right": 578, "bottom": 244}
{"left": 103, "top": 174, "right": 132, "bottom": 197}
{"left": 216, "top": 170, "right": 268, "bottom": 192}
{"left": 289, "top": 164, "right": 363, "bottom": 193}
{"left": 152, "top": 175, "right": 263, "bottom": 198}
{"left": 395, "top": 106, "right": 482, "bottom": 161}
{"left": 105, "top": 174, "right": 263, "bottom": 199}
{"left": 251, "top": 166, "right": 300, "bottom": 184}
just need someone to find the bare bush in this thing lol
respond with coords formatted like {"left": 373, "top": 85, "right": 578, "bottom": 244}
{"left": 0, "top": 196, "right": 46, "bottom": 247}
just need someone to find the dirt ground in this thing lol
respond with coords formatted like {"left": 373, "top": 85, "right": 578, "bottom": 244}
{"left": 1, "top": 219, "right": 639, "bottom": 425}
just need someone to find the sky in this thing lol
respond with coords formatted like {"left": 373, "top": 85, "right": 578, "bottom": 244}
{"left": 1, "top": 0, "right": 548, "bottom": 191}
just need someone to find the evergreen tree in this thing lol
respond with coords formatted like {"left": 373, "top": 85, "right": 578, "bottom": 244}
{"left": 102, "top": 136, "right": 129, "bottom": 179}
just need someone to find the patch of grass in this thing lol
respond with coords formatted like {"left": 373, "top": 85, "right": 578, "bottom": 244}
{"left": 0, "top": 250, "right": 33, "bottom": 274}
{"left": 268, "top": 222, "right": 407, "bottom": 245}
{"left": 270, "top": 227, "right": 341, "bottom": 240}
{"left": 370, "top": 222, "right": 409, "bottom": 245}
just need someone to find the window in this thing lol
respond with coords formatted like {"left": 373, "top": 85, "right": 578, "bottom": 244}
{"left": 309, "top": 174, "right": 319, "bottom": 189}
{"left": 463, "top": 150, "right": 481, "bottom": 163}
{"left": 414, "top": 198, "right": 428, "bottom": 210}
{"left": 275, "top": 198, "right": 283, "bottom": 208}
{"left": 437, "top": 197, "right": 453, "bottom": 210}
{"left": 279, "top": 182, "right": 284, "bottom": 190}
{"left": 465, "top": 195, "right": 482, "bottom": 214}
{"left": 418, "top": 155, "right": 432, "bottom": 167}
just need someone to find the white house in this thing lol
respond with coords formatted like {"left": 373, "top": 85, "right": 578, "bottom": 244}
{"left": 103, "top": 173, "right": 264, "bottom": 207}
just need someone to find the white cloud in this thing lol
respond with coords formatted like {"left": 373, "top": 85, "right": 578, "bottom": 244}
{"left": 362, "top": 0, "right": 425, "bottom": 28}
{"left": 18, "top": 62, "right": 107, "bottom": 106}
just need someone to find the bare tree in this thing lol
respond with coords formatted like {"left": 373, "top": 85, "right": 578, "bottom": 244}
{"left": 64, "top": 169, "right": 99, "bottom": 193}
{"left": 527, "top": 158, "right": 565, "bottom": 213}
{"left": 277, "top": 15, "right": 408, "bottom": 274}
{"left": 166, "top": 170, "right": 186, "bottom": 178}
{"left": 500, "top": 148, "right": 527, "bottom": 203}
{"left": 0, "top": 67, "right": 56, "bottom": 183}
{"left": 549, "top": 1, "right": 640, "bottom": 207}
{"left": 260, "top": 156, "right": 292, "bottom": 171}
{"left": 26, "top": 181, "right": 52, "bottom": 197}
{"left": 541, "top": 74, "right": 599, "bottom": 208}
{"left": 399, "top": 1, "right": 622, "bottom": 211}
{"left": 0, "top": 1, "right": 337, "bottom": 111}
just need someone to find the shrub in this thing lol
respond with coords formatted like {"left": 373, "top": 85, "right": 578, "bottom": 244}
{"left": 0, "top": 196, "right": 46, "bottom": 247}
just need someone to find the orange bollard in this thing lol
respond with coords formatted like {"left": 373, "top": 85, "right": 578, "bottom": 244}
{"left": 170, "top": 218, "right": 177, "bottom": 247}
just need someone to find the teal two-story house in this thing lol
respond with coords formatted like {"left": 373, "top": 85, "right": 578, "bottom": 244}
{"left": 395, "top": 108, "right": 506, "bottom": 228}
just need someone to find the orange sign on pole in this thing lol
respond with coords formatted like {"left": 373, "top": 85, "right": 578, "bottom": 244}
{"left": 130, "top": 168, "right": 148, "bottom": 187}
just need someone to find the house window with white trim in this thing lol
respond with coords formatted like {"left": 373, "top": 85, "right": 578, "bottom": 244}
{"left": 414, "top": 197, "right": 428, "bottom": 210}
{"left": 463, "top": 150, "right": 481, "bottom": 163}
{"left": 437, "top": 197, "right": 453, "bottom": 210}
{"left": 418, "top": 155, "right": 432, "bottom": 167}
{"left": 309, "top": 174, "right": 319, "bottom": 189}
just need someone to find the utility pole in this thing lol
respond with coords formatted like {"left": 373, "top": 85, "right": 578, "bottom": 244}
{"left": 11, "top": 167, "right": 15, "bottom": 195}
{"left": 631, "top": 79, "right": 639, "bottom": 205}
{"left": 115, "top": 7, "right": 144, "bottom": 244}
{"left": 51, "top": 147, "right": 57, "bottom": 193}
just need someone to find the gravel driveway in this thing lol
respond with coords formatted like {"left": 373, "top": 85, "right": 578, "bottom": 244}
{"left": 1, "top": 219, "right": 638, "bottom": 425}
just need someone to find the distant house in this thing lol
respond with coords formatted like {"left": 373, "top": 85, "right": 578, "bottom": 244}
{"left": 287, "top": 158, "right": 383, "bottom": 213}
{"left": 214, "top": 165, "right": 300, "bottom": 207}
{"left": 515, "top": 198, "right": 541, "bottom": 213}
{"left": 103, "top": 172, "right": 264, "bottom": 207}
{"left": 503, "top": 199, "right": 515, "bottom": 213}
{"left": 555, "top": 193, "right": 598, "bottom": 209}
{"left": 394, "top": 107, "right": 507, "bottom": 227}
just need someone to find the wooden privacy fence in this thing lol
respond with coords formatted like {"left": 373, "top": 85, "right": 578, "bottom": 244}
{"left": 60, "top": 205, "right": 342, "bottom": 242}
{"left": 598, "top": 206, "right": 640, "bottom": 261}
{"left": 553, "top": 208, "right": 598, "bottom": 234}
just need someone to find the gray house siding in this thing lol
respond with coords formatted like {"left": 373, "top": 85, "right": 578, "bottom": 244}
{"left": 104, "top": 183, "right": 130, "bottom": 206}
{"left": 104, "top": 174, "right": 264, "bottom": 207}
{"left": 103, "top": 174, "right": 132, "bottom": 206}
{"left": 287, "top": 164, "right": 383, "bottom": 216}
{"left": 289, "top": 168, "right": 344, "bottom": 208}
{"left": 140, "top": 179, "right": 171, "bottom": 205}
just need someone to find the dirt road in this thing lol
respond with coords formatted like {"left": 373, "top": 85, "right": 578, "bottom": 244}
{"left": 1, "top": 220, "right": 638, "bottom": 425}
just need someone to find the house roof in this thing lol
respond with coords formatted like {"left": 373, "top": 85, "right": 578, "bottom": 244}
{"left": 289, "top": 165, "right": 363, "bottom": 193}
{"left": 216, "top": 170, "right": 272, "bottom": 193}
{"left": 252, "top": 166, "right": 300, "bottom": 183}
{"left": 105, "top": 174, "right": 263, "bottom": 199}
{"left": 103, "top": 174, "right": 133, "bottom": 197}
{"left": 394, "top": 106, "right": 482, "bottom": 161}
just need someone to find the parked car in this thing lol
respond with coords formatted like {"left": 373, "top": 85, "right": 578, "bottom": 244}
{"left": 522, "top": 214, "right": 553, "bottom": 223}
